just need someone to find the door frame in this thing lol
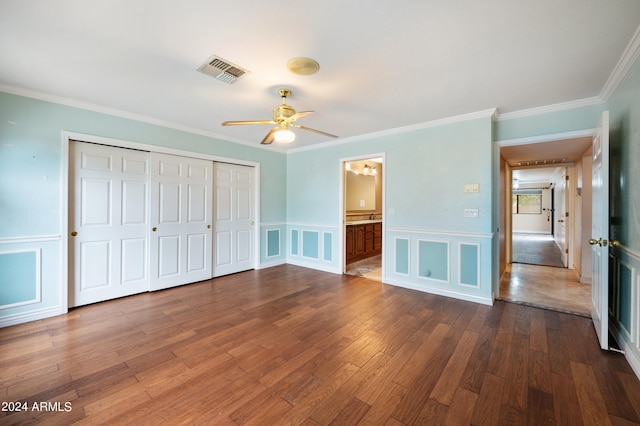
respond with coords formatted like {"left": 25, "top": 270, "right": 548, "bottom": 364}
{"left": 339, "top": 152, "right": 386, "bottom": 276}
{"left": 493, "top": 128, "right": 595, "bottom": 297}
{"left": 62, "top": 131, "right": 261, "bottom": 310}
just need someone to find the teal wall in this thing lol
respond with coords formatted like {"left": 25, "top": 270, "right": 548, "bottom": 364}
{"left": 0, "top": 91, "right": 287, "bottom": 324}
{"left": 494, "top": 102, "right": 606, "bottom": 142}
{"left": 287, "top": 115, "right": 496, "bottom": 303}
{"left": 607, "top": 54, "right": 640, "bottom": 376}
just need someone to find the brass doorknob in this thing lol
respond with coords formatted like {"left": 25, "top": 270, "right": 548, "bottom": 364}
{"left": 152, "top": 227, "right": 157, "bottom": 232}
{"left": 589, "top": 238, "right": 600, "bottom": 246}
{"left": 207, "top": 224, "right": 211, "bottom": 229}
{"left": 71, "top": 231, "right": 78, "bottom": 237}
{"left": 610, "top": 240, "right": 621, "bottom": 247}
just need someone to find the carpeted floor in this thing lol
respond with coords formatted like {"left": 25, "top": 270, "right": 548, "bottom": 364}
{"left": 512, "top": 232, "right": 565, "bottom": 267}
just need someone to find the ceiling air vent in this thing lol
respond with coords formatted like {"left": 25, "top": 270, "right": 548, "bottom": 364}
{"left": 197, "top": 55, "right": 250, "bottom": 84}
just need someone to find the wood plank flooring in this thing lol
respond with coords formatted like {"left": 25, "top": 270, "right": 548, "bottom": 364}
{"left": 2, "top": 264, "right": 640, "bottom": 425}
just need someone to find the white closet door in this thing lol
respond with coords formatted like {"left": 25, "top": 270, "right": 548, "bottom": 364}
{"left": 213, "top": 163, "right": 255, "bottom": 277}
{"left": 150, "top": 153, "right": 213, "bottom": 290}
{"left": 69, "top": 141, "right": 150, "bottom": 307}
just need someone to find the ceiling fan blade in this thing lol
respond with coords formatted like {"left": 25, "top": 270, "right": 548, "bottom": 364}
{"left": 260, "top": 127, "right": 278, "bottom": 145}
{"left": 293, "top": 124, "right": 338, "bottom": 138}
{"left": 288, "top": 111, "right": 314, "bottom": 122}
{"left": 222, "top": 120, "right": 274, "bottom": 126}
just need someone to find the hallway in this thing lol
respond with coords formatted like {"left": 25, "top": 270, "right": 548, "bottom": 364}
{"left": 500, "top": 263, "right": 591, "bottom": 316}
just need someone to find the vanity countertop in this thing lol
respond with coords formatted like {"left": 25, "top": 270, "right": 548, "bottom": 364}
{"left": 346, "top": 220, "right": 383, "bottom": 225}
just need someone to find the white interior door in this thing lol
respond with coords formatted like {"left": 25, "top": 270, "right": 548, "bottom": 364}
{"left": 69, "top": 141, "right": 150, "bottom": 307}
{"left": 555, "top": 169, "right": 568, "bottom": 267}
{"left": 590, "top": 111, "right": 610, "bottom": 350}
{"left": 150, "top": 153, "right": 213, "bottom": 291}
{"left": 213, "top": 163, "right": 255, "bottom": 277}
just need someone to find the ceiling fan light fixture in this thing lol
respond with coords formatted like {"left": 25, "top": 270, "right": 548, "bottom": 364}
{"left": 274, "top": 129, "right": 295, "bottom": 143}
{"left": 287, "top": 57, "right": 320, "bottom": 76}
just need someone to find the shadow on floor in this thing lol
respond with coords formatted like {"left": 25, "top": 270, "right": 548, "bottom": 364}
{"left": 512, "top": 232, "right": 564, "bottom": 268}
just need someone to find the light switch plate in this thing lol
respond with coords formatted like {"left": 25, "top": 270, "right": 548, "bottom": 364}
{"left": 464, "top": 183, "right": 480, "bottom": 193}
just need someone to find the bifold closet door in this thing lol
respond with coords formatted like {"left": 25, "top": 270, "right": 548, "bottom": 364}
{"left": 69, "top": 141, "right": 150, "bottom": 307}
{"left": 213, "top": 162, "right": 255, "bottom": 277}
{"left": 150, "top": 153, "right": 213, "bottom": 291}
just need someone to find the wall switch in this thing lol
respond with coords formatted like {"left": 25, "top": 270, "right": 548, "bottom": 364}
{"left": 359, "top": 199, "right": 365, "bottom": 207}
{"left": 464, "top": 183, "right": 480, "bottom": 193}
{"left": 464, "top": 208, "right": 479, "bottom": 218}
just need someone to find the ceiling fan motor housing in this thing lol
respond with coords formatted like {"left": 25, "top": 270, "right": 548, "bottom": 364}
{"left": 273, "top": 104, "right": 295, "bottom": 122}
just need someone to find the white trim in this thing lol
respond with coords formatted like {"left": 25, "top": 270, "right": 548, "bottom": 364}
{"left": 386, "top": 227, "right": 493, "bottom": 239}
{"left": 339, "top": 152, "right": 386, "bottom": 276}
{"left": 0, "top": 249, "right": 42, "bottom": 309}
{"left": 290, "top": 228, "right": 300, "bottom": 256}
{"left": 0, "top": 305, "right": 65, "bottom": 328}
{"left": 393, "top": 237, "right": 411, "bottom": 276}
{"left": 286, "top": 222, "right": 341, "bottom": 229}
{"left": 260, "top": 221, "right": 287, "bottom": 227}
{"left": 289, "top": 109, "right": 497, "bottom": 154}
{"left": 60, "top": 133, "right": 69, "bottom": 314}
{"left": 621, "top": 245, "right": 640, "bottom": 263}
{"left": 610, "top": 320, "right": 640, "bottom": 381}
{"left": 0, "top": 235, "right": 61, "bottom": 244}
{"left": 286, "top": 258, "right": 342, "bottom": 275}
{"left": 416, "top": 239, "right": 450, "bottom": 284}
{"left": 257, "top": 259, "right": 286, "bottom": 269}
{"left": 265, "top": 228, "right": 281, "bottom": 259}
{"left": 63, "top": 131, "right": 261, "bottom": 167}
{"left": 322, "top": 231, "right": 333, "bottom": 262}
{"left": 301, "top": 230, "right": 320, "bottom": 260}
{"left": 384, "top": 278, "right": 493, "bottom": 306}
{"left": 497, "top": 129, "right": 596, "bottom": 147}
{"left": 459, "top": 242, "right": 481, "bottom": 288}
{"left": 0, "top": 85, "right": 287, "bottom": 153}
{"left": 496, "top": 97, "right": 603, "bottom": 121}
{"left": 600, "top": 24, "right": 640, "bottom": 101}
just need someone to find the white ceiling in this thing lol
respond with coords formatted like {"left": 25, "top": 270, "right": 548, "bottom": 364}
{"left": 1, "top": 1, "right": 639, "bottom": 151}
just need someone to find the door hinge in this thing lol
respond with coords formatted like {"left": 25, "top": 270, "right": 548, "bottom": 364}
{"left": 565, "top": 175, "right": 569, "bottom": 181}
{"left": 565, "top": 212, "right": 569, "bottom": 217}
{"left": 565, "top": 248, "right": 569, "bottom": 254}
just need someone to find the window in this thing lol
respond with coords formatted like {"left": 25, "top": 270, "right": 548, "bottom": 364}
{"left": 512, "top": 189, "right": 542, "bottom": 214}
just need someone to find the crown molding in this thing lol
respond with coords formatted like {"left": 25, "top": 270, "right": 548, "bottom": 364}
{"left": 0, "top": 84, "right": 287, "bottom": 153}
{"left": 287, "top": 108, "right": 498, "bottom": 154}
{"left": 496, "top": 128, "right": 595, "bottom": 147}
{"left": 600, "top": 24, "right": 640, "bottom": 101}
{"left": 496, "top": 97, "right": 604, "bottom": 121}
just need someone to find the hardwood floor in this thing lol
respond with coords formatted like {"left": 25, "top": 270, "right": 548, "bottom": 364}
{"left": 2, "top": 264, "right": 640, "bottom": 425}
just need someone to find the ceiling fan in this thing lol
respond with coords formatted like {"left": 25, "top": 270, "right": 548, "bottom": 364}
{"left": 222, "top": 88, "right": 338, "bottom": 144}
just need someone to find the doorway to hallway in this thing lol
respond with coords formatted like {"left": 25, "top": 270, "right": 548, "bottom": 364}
{"left": 499, "top": 136, "right": 593, "bottom": 315}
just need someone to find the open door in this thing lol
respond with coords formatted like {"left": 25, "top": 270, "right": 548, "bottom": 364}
{"left": 554, "top": 168, "right": 569, "bottom": 267}
{"left": 589, "top": 111, "right": 609, "bottom": 350}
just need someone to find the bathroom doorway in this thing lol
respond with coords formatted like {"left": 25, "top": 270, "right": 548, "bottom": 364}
{"left": 342, "top": 156, "right": 384, "bottom": 281}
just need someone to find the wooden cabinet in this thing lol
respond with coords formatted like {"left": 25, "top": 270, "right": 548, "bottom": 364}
{"left": 346, "top": 222, "right": 382, "bottom": 264}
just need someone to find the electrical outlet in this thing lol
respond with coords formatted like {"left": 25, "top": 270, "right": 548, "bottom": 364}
{"left": 464, "top": 183, "right": 480, "bottom": 193}
{"left": 464, "top": 208, "right": 479, "bottom": 218}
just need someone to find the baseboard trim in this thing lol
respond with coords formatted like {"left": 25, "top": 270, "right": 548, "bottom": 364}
{"left": 384, "top": 278, "right": 493, "bottom": 306}
{"left": 0, "top": 305, "right": 66, "bottom": 328}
